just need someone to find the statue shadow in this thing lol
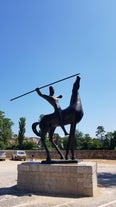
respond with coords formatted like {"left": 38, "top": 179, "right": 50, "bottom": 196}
{"left": 97, "top": 172, "right": 116, "bottom": 188}
{"left": 0, "top": 185, "right": 27, "bottom": 197}
{"left": 0, "top": 185, "right": 85, "bottom": 198}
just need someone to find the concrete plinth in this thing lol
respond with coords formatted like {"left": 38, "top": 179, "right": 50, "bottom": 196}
{"left": 17, "top": 161, "right": 97, "bottom": 197}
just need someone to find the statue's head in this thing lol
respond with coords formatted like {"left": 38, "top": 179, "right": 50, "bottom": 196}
{"left": 74, "top": 76, "right": 81, "bottom": 89}
{"left": 49, "top": 86, "right": 55, "bottom": 96}
{"left": 77, "top": 76, "right": 80, "bottom": 81}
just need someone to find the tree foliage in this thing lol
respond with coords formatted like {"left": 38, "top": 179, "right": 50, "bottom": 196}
{"left": 21, "top": 140, "right": 38, "bottom": 150}
{"left": 62, "top": 126, "right": 116, "bottom": 150}
{"left": 18, "top": 117, "right": 26, "bottom": 149}
{"left": 96, "top": 126, "right": 105, "bottom": 140}
{"left": 0, "top": 111, "right": 13, "bottom": 149}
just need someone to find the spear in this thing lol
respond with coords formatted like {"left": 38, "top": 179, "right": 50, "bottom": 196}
{"left": 10, "top": 73, "right": 80, "bottom": 101}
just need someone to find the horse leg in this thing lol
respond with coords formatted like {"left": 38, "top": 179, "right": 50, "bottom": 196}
{"left": 65, "top": 127, "right": 71, "bottom": 160}
{"left": 65, "top": 136, "right": 70, "bottom": 160}
{"left": 41, "top": 134, "right": 51, "bottom": 163}
{"left": 69, "top": 135, "right": 76, "bottom": 160}
{"left": 70, "top": 123, "right": 76, "bottom": 160}
{"left": 65, "top": 122, "right": 76, "bottom": 160}
{"left": 32, "top": 122, "right": 51, "bottom": 163}
{"left": 49, "top": 128, "right": 65, "bottom": 160}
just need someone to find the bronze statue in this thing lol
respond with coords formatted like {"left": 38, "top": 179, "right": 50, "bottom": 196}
{"left": 32, "top": 76, "right": 84, "bottom": 163}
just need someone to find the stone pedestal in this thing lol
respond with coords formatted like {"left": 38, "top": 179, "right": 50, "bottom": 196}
{"left": 17, "top": 161, "right": 97, "bottom": 197}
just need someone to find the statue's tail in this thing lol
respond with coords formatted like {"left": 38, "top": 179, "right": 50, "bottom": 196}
{"left": 32, "top": 122, "right": 41, "bottom": 137}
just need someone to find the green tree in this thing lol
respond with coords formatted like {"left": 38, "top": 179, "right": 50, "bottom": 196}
{"left": 18, "top": 117, "right": 26, "bottom": 149}
{"left": 101, "top": 134, "right": 110, "bottom": 149}
{"left": 21, "top": 140, "right": 38, "bottom": 150}
{"left": 75, "top": 130, "right": 84, "bottom": 149}
{"left": 82, "top": 134, "right": 92, "bottom": 149}
{"left": 0, "top": 111, "right": 13, "bottom": 148}
{"left": 89, "top": 138, "right": 102, "bottom": 149}
{"left": 96, "top": 126, "right": 105, "bottom": 140}
{"left": 62, "top": 136, "right": 69, "bottom": 150}
{"left": 110, "top": 131, "right": 116, "bottom": 150}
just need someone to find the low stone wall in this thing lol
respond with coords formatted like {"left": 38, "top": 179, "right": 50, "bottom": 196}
{"left": 76, "top": 150, "right": 116, "bottom": 159}
{"left": 6, "top": 150, "right": 116, "bottom": 160}
{"left": 17, "top": 161, "right": 97, "bottom": 197}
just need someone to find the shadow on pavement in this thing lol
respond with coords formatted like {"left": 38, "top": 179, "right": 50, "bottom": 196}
{"left": 0, "top": 185, "right": 27, "bottom": 197}
{"left": 98, "top": 172, "right": 116, "bottom": 188}
{"left": 0, "top": 185, "right": 84, "bottom": 198}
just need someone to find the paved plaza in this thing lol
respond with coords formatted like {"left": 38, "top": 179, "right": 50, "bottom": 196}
{"left": 0, "top": 159, "right": 116, "bottom": 207}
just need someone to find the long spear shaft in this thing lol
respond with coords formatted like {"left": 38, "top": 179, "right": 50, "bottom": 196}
{"left": 10, "top": 73, "right": 80, "bottom": 101}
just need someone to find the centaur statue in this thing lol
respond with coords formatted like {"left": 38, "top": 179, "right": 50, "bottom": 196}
{"left": 32, "top": 76, "right": 84, "bottom": 163}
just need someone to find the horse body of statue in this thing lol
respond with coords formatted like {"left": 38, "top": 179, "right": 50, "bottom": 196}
{"left": 32, "top": 76, "right": 84, "bottom": 163}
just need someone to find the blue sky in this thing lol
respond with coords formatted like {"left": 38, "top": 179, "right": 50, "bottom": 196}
{"left": 0, "top": 0, "right": 116, "bottom": 137}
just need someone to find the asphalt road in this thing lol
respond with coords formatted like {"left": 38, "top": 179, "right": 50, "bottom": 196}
{"left": 0, "top": 159, "right": 116, "bottom": 207}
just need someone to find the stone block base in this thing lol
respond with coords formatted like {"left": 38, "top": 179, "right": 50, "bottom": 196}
{"left": 17, "top": 161, "right": 97, "bottom": 197}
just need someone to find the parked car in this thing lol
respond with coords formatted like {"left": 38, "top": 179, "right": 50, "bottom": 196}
{"left": 12, "top": 150, "right": 26, "bottom": 161}
{"left": 0, "top": 150, "right": 6, "bottom": 161}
